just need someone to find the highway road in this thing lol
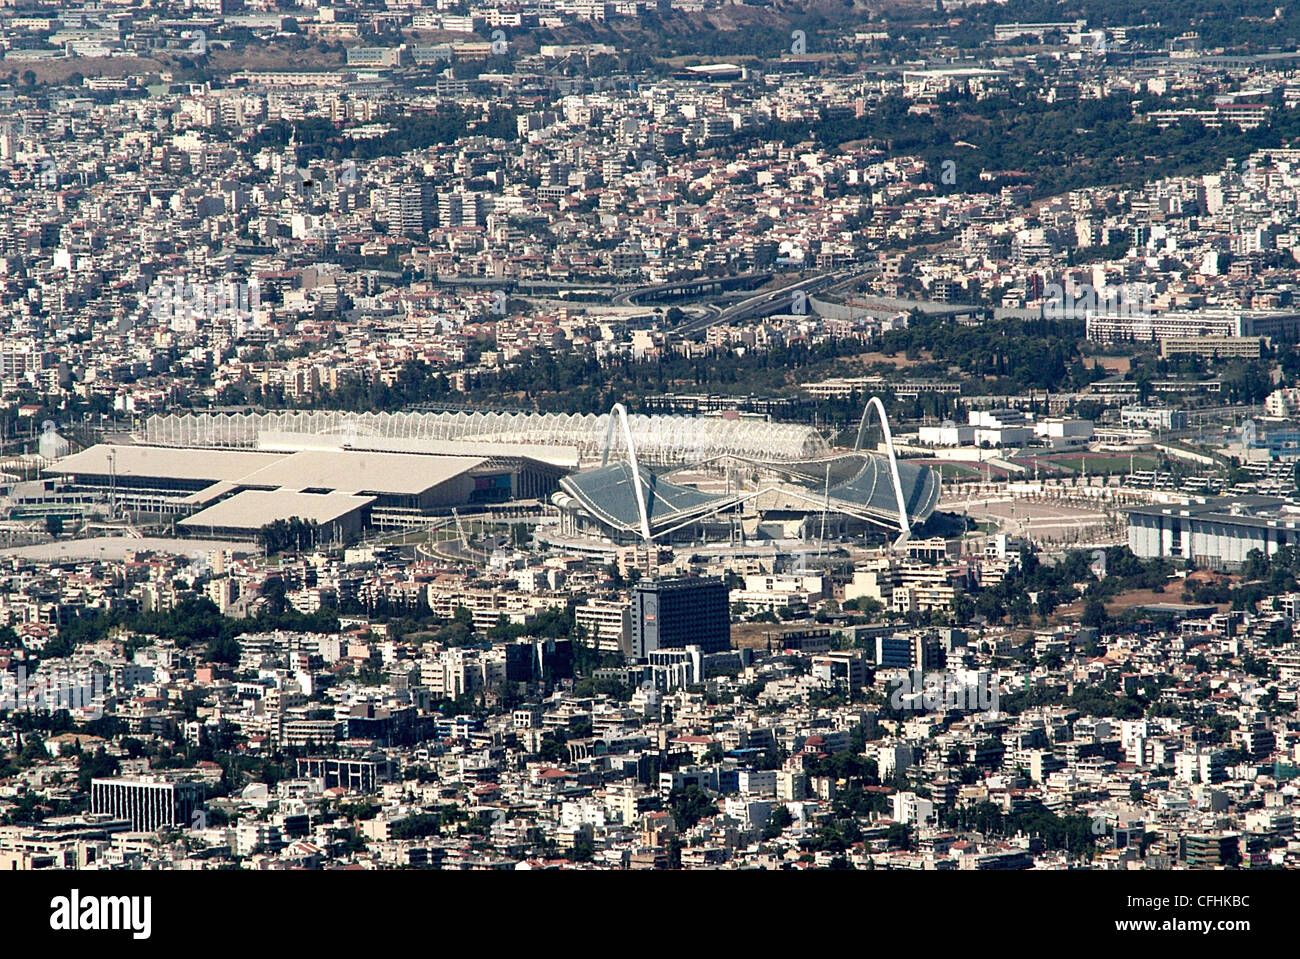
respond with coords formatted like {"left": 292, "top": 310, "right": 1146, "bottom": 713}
{"left": 670, "top": 269, "right": 863, "bottom": 337}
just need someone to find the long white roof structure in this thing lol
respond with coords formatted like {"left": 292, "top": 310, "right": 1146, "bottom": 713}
{"left": 142, "top": 410, "right": 828, "bottom": 466}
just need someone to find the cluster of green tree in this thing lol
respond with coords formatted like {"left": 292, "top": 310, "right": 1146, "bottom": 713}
{"left": 248, "top": 107, "right": 518, "bottom": 165}
{"left": 937, "top": 799, "right": 1098, "bottom": 859}
{"left": 220, "top": 753, "right": 294, "bottom": 792}
{"left": 741, "top": 77, "right": 1300, "bottom": 201}
{"left": 955, "top": 546, "right": 1172, "bottom": 626}
{"left": 573, "top": 675, "right": 634, "bottom": 702}
{"left": 762, "top": 804, "right": 795, "bottom": 840}
{"left": 534, "top": 727, "right": 570, "bottom": 765}
{"left": 996, "top": 675, "right": 1161, "bottom": 720}
{"left": 51, "top": 595, "right": 339, "bottom": 667}
{"left": 1128, "top": 357, "right": 1273, "bottom": 405}
{"left": 75, "top": 746, "right": 119, "bottom": 793}
{"left": 1240, "top": 545, "right": 1300, "bottom": 594}
{"left": 236, "top": 338, "right": 889, "bottom": 418}
{"left": 335, "top": 801, "right": 382, "bottom": 822}
{"left": 667, "top": 784, "right": 718, "bottom": 832}
{"left": 257, "top": 517, "right": 324, "bottom": 555}
{"left": 879, "top": 313, "right": 1103, "bottom": 392}
{"left": 5, "top": 709, "right": 79, "bottom": 734}
{"left": 567, "top": 838, "right": 596, "bottom": 862}
{"left": 468, "top": 339, "right": 879, "bottom": 410}
{"left": 227, "top": 360, "right": 455, "bottom": 414}
{"left": 0, "top": 792, "right": 79, "bottom": 825}
{"left": 1176, "top": 548, "right": 1300, "bottom": 623}
{"left": 803, "top": 817, "right": 865, "bottom": 854}
{"left": 485, "top": 606, "right": 575, "bottom": 643}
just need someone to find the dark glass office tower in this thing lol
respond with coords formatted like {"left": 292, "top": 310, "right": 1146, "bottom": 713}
{"left": 629, "top": 576, "right": 729, "bottom": 658}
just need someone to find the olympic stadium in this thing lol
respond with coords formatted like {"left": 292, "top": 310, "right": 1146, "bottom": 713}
{"left": 76, "top": 402, "right": 939, "bottom": 547}
{"left": 550, "top": 400, "right": 940, "bottom": 548}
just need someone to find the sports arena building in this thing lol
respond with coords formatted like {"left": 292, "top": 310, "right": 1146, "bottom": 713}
{"left": 550, "top": 400, "right": 940, "bottom": 548}
{"left": 34, "top": 402, "right": 937, "bottom": 547}
{"left": 41, "top": 442, "right": 566, "bottom": 540}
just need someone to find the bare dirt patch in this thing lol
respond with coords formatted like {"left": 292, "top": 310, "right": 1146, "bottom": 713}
{"left": 1054, "top": 584, "right": 1228, "bottom": 622}
{"left": 848, "top": 350, "right": 932, "bottom": 369}
{"left": 731, "top": 622, "right": 798, "bottom": 650}
{"left": 1092, "top": 355, "right": 1131, "bottom": 374}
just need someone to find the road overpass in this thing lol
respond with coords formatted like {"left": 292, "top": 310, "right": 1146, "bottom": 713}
{"left": 611, "top": 272, "right": 774, "bottom": 306}
{"left": 672, "top": 271, "right": 856, "bottom": 337}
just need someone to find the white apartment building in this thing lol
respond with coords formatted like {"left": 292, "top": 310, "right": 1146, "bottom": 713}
{"left": 574, "top": 599, "right": 632, "bottom": 654}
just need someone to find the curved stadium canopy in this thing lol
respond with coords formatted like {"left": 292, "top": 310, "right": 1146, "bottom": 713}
{"left": 554, "top": 450, "right": 940, "bottom": 541}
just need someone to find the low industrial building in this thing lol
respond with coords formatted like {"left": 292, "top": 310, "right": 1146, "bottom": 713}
{"left": 178, "top": 489, "right": 374, "bottom": 543}
{"left": 40, "top": 443, "right": 566, "bottom": 540}
{"left": 1126, "top": 496, "right": 1300, "bottom": 569}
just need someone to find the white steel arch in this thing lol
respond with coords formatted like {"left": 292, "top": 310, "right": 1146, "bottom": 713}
{"left": 601, "top": 403, "right": 653, "bottom": 542}
{"left": 854, "top": 396, "right": 912, "bottom": 547}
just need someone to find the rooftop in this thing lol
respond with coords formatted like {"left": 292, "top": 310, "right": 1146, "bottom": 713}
{"left": 178, "top": 489, "right": 376, "bottom": 531}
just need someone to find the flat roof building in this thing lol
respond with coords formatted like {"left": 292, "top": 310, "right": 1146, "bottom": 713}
{"left": 90, "top": 777, "right": 204, "bottom": 833}
{"left": 178, "top": 489, "right": 375, "bottom": 542}
{"left": 1127, "top": 496, "right": 1300, "bottom": 570}
{"left": 42, "top": 443, "right": 564, "bottom": 537}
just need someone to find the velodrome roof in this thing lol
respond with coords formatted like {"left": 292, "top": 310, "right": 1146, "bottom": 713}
{"left": 256, "top": 431, "right": 580, "bottom": 470}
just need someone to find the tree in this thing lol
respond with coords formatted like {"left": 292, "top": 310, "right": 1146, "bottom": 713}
{"left": 1081, "top": 597, "right": 1109, "bottom": 630}
{"left": 45, "top": 515, "right": 63, "bottom": 537}
{"left": 763, "top": 805, "right": 794, "bottom": 839}
{"left": 605, "top": 562, "right": 624, "bottom": 588}
{"left": 206, "top": 635, "right": 241, "bottom": 666}
{"left": 667, "top": 785, "right": 718, "bottom": 832}
{"left": 885, "top": 822, "right": 912, "bottom": 850}
{"left": 18, "top": 732, "right": 47, "bottom": 766}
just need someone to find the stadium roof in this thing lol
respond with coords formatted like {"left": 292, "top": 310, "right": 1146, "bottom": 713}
{"left": 555, "top": 450, "right": 940, "bottom": 540}
{"left": 557, "top": 462, "right": 728, "bottom": 535}
{"left": 179, "top": 489, "right": 376, "bottom": 532}
{"left": 48, "top": 445, "right": 284, "bottom": 483}
{"left": 234, "top": 449, "right": 488, "bottom": 496}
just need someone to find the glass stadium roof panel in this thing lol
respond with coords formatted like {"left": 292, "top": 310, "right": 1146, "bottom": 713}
{"left": 722, "top": 451, "right": 940, "bottom": 526}
{"left": 559, "top": 462, "right": 728, "bottom": 533}
{"left": 826, "top": 455, "right": 939, "bottom": 521}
